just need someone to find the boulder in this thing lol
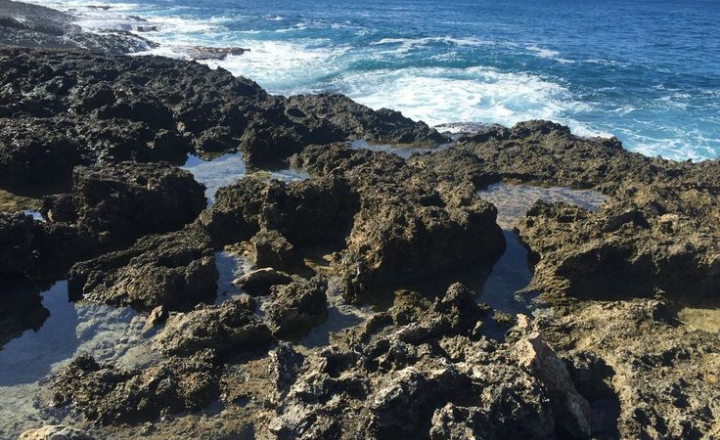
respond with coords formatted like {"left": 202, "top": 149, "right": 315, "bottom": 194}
{"left": 251, "top": 229, "right": 297, "bottom": 270}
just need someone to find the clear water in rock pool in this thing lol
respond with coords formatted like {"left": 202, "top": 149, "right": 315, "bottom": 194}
{"left": 475, "top": 184, "right": 608, "bottom": 314}
{"left": 214, "top": 250, "right": 257, "bottom": 305}
{"left": 182, "top": 153, "right": 309, "bottom": 203}
{"left": 23, "top": 210, "right": 44, "bottom": 221}
{"left": 0, "top": 281, "right": 158, "bottom": 438}
{"left": 349, "top": 140, "right": 452, "bottom": 159}
{"left": 299, "top": 276, "right": 370, "bottom": 348}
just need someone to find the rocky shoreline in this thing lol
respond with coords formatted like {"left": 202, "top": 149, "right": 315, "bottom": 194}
{"left": 1, "top": 3, "right": 719, "bottom": 440}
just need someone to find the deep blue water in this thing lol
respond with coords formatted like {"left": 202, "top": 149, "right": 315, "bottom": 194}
{"left": 33, "top": 0, "right": 720, "bottom": 160}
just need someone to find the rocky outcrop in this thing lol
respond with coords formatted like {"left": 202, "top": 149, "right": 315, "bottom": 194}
{"left": 42, "top": 161, "right": 207, "bottom": 248}
{"left": 68, "top": 227, "right": 217, "bottom": 312}
{"left": 49, "top": 350, "right": 222, "bottom": 425}
{"left": 413, "top": 119, "right": 720, "bottom": 307}
{"left": 0, "top": 161, "right": 204, "bottom": 284}
{"left": 0, "top": 0, "right": 157, "bottom": 54}
{"left": 200, "top": 174, "right": 358, "bottom": 248}
{"left": 0, "top": 47, "right": 446, "bottom": 193}
{"left": 0, "top": 212, "right": 98, "bottom": 279}
{"left": 542, "top": 300, "right": 720, "bottom": 440}
{"left": 202, "top": 144, "right": 504, "bottom": 303}
{"left": 266, "top": 275, "right": 329, "bottom": 339}
{"left": 154, "top": 299, "right": 272, "bottom": 358}
{"left": 285, "top": 93, "right": 448, "bottom": 146}
{"left": 517, "top": 200, "right": 720, "bottom": 303}
{"left": 259, "top": 284, "right": 588, "bottom": 440}
{"left": 293, "top": 144, "right": 506, "bottom": 301}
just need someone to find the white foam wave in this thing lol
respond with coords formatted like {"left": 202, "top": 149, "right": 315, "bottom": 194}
{"left": 196, "top": 40, "right": 350, "bottom": 92}
{"left": 526, "top": 44, "right": 574, "bottom": 64}
{"left": 334, "top": 66, "right": 607, "bottom": 138}
{"left": 370, "top": 36, "right": 493, "bottom": 54}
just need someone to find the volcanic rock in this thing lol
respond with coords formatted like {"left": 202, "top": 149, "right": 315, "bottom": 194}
{"left": 49, "top": 350, "right": 222, "bottom": 425}
{"left": 154, "top": 299, "right": 272, "bottom": 358}
{"left": 68, "top": 227, "right": 217, "bottom": 311}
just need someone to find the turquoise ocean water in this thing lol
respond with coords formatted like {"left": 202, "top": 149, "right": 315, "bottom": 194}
{"left": 29, "top": 0, "right": 720, "bottom": 160}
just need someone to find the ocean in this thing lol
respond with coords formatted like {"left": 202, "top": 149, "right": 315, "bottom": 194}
{"left": 27, "top": 0, "right": 720, "bottom": 161}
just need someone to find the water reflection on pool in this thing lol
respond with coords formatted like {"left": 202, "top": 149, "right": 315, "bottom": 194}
{"left": 0, "top": 282, "right": 158, "bottom": 438}
{"left": 476, "top": 184, "right": 608, "bottom": 314}
{"left": 182, "top": 153, "right": 308, "bottom": 204}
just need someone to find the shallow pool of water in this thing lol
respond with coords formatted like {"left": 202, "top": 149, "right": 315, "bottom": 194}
{"left": 0, "top": 282, "right": 158, "bottom": 438}
{"left": 182, "top": 153, "right": 309, "bottom": 203}
{"left": 476, "top": 184, "right": 608, "bottom": 314}
{"left": 350, "top": 140, "right": 452, "bottom": 159}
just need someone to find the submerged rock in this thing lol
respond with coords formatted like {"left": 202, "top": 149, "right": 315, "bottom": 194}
{"left": 68, "top": 227, "right": 217, "bottom": 312}
{"left": 185, "top": 46, "right": 250, "bottom": 60}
